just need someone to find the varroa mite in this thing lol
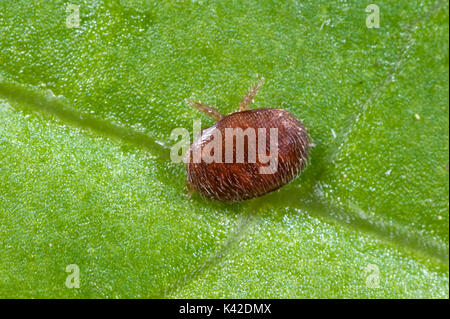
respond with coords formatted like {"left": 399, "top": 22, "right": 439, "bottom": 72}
{"left": 185, "top": 77, "right": 309, "bottom": 202}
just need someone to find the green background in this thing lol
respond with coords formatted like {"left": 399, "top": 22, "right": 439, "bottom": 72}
{"left": 0, "top": 0, "right": 448, "bottom": 298}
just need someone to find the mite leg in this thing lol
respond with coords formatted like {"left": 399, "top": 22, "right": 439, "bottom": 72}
{"left": 239, "top": 77, "right": 265, "bottom": 111}
{"left": 186, "top": 181, "right": 196, "bottom": 199}
{"left": 185, "top": 99, "right": 224, "bottom": 122}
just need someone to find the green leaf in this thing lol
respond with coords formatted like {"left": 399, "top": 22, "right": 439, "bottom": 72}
{"left": 0, "top": 0, "right": 448, "bottom": 298}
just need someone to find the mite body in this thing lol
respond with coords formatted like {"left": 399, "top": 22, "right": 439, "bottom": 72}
{"left": 185, "top": 78, "right": 309, "bottom": 202}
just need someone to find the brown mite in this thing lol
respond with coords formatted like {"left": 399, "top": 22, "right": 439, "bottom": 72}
{"left": 185, "top": 77, "right": 309, "bottom": 202}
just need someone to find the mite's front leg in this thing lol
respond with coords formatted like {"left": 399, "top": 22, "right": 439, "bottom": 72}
{"left": 185, "top": 99, "right": 224, "bottom": 122}
{"left": 239, "top": 77, "right": 265, "bottom": 111}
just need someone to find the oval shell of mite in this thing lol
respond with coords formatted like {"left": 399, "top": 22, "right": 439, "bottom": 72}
{"left": 186, "top": 108, "right": 309, "bottom": 202}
